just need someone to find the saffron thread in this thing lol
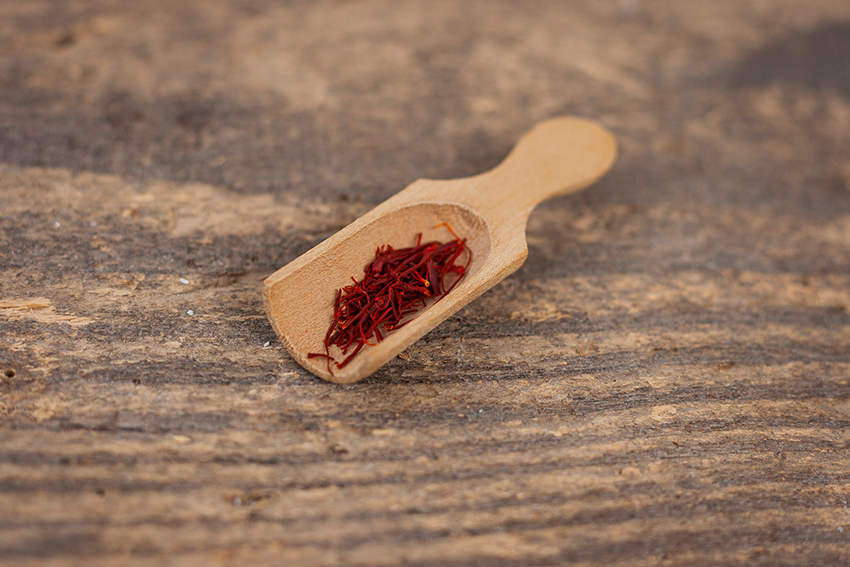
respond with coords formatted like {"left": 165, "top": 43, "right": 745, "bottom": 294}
{"left": 308, "top": 224, "right": 471, "bottom": 374}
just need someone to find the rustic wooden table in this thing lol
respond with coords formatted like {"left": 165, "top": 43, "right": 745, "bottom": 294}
{"left": 2, "top": 1, "right": 849, "bottom": 566}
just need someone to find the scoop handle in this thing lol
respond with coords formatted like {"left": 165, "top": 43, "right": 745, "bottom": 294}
{"left": 430, "top": 116, "right": 617, "bottom": 233}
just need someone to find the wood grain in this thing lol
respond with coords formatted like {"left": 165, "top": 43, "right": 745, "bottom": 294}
{"left": 1, "top": 1, "right": 849, "bottom": 566}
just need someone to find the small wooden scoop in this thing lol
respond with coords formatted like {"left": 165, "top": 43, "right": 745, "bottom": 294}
{"left": 264, "top": 116, "right": 617, "bottom": 384}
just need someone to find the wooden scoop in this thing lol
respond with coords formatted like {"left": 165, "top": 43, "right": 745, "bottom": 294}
{"left": 264, "top": 116, "right": 617, "bottom": 384}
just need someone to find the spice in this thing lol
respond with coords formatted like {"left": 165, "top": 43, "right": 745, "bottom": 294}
{"left": 308, "top": 223, "right": 471, "bottom": 373}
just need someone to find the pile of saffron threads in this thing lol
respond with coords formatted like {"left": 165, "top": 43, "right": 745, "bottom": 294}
{"left": 308, "top": 223, "right": 471, "bottom": 374}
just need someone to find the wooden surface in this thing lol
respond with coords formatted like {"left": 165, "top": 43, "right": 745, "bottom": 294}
{"left": 1, "top": 1, "right": 849, "bottom": 565}
{"left": 265, "top": 117, "right": 617, "bottom": 383}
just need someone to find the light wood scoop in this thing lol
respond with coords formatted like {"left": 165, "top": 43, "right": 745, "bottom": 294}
{"left": 264, "top": 116, "right": 617, "bottom": 384}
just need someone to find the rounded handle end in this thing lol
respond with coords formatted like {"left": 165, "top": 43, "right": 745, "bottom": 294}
{"left": 485, "top": 116, "right": 617, "bottom": 214}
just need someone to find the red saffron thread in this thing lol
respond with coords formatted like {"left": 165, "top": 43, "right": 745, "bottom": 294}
{"left": 308, "top": 223, "right": 471, "bottom": 374}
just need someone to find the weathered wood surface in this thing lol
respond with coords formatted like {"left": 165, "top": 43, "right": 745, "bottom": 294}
{"left": 1, "top": 1, "right": 849, "bottom": 566}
